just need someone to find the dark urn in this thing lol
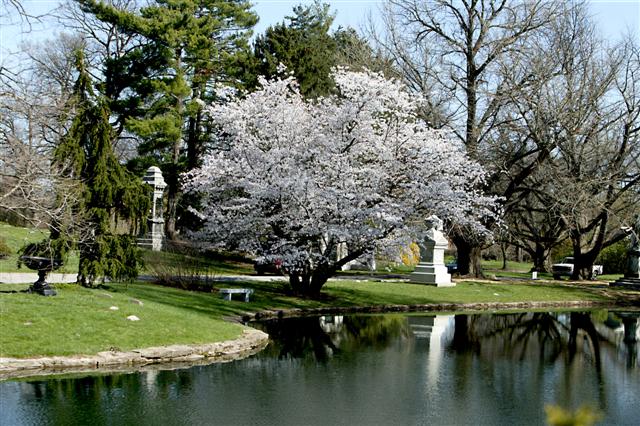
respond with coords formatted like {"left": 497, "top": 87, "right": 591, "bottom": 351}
{"left": 19, "top": 255, "right": 63, "bottom": 296}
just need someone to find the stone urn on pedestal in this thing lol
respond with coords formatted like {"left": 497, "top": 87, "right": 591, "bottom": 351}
{"left": 18, "top": 240, "right": 63, "bottom": 296}
{"left": 410, "top": 215, "right": 454, "bottom": 287}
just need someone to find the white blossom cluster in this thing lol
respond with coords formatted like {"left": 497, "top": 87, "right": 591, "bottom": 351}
{"left": 183, "top": 68, "right": 497, "bottom": 273}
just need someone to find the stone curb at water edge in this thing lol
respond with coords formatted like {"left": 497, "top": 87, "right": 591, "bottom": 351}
{"left": 0, "top": 328, "right": 269, "bottom": 381}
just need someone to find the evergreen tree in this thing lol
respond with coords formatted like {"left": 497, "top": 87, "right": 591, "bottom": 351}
{"left": 252, "top": 1, "right": 337, "bottom": 98}
{"left": 76, "top": 0, "right": 257, "bottom": 237}
{"left": 54, "top": 51, "right": 150, "bottom": 287}
{"left": 250, "top": 2, "right": 388, "bottom": 99}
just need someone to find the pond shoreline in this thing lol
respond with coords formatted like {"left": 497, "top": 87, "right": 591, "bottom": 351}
{"left": 0, "top": 327, "right": 269, "bottom": 381}
{"left": 241, "top": 299, "right": 632, "bottom": 322}
{"left": 2, "top": 298, "right": 635, "bottom": 381}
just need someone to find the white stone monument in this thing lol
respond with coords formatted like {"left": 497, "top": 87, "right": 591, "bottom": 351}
{"left": 138, "top": 166, "right": 167, "bottom": 251}
{"left": 411, "top": 215, "right": 454, "bottom": 287}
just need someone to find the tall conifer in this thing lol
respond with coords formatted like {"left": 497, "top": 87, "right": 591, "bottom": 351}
{"left": 76, "top": 0, "right": 257, "bottom": 237}
{"left": 54, "top": 51, "right": 150, "bottom": 287}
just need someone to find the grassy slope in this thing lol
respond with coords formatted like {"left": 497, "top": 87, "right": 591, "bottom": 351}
{"left": 0, "top": 283, "right": 242, "bottom": 357}
{"left": 0, "top": 278, "right": 614, "bottom": 358}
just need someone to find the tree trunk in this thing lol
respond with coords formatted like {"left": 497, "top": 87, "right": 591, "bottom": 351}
{"left": 452, "top": 233, "right": 483, "bottom": 278}
{"left": 289, "top": 265, "right": 335, "bottom": 298}
{"left": 165, "top": 183, "right": 178, "bottom": 240}
{"left": 500, "top": 243, "right": 508, "bottom": 270}
{"left": 531, "top": 243, "right": 548, "bottom": 272}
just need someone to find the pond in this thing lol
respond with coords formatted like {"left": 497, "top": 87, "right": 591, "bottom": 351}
{"left": 1, "top": 310, "right": 639, "bottom": 425}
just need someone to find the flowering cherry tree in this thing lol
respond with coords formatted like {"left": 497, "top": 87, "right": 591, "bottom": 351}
{"left": 184, "top": 69, "right": 497, "bottom": 296}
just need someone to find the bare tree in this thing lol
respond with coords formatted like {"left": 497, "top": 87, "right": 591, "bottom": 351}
{"left": 373, "top": 0, "right": 559, "bottom": 276}
{"left": 54, "top": 1, "right": 143, "bottom": 76}
{"left": 494, "top": 5, "right": 640, "bottom": 278}
{"left": 0, "top": 33, "right": 85, "bottom": 231}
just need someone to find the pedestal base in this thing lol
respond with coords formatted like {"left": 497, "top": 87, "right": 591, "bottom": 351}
{"left": 29, "top": 281, "right": 57, "bottom": 296}
{"left": 411, "top": 263, "right": 454, "bottom": 287}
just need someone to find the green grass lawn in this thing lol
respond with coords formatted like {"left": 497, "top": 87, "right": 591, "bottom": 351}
{"left": 0, "top": 277, "right": 618, "bottom": 358}
{"left": 481, "top": 259, "right": 623, "bottom": 282}
{"left": 0, "top": 283, "right": 243, "bottom": 358}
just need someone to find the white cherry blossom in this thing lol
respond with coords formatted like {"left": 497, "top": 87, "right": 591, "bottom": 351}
{"left": 183, "top": 69, "right": 498, "bottom": 295}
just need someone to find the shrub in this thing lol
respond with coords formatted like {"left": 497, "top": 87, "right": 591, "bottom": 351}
{"left": 597, "top": 240, "right": 629, "bottom": 274}
{"left": 0, "top": 237, "right": 11, "bottom": 259}
{"left": 399, "top": 243, "right": 420, "bottom": 266}
{"left": 144, "top": 248, "right": 219, "bottom": 292}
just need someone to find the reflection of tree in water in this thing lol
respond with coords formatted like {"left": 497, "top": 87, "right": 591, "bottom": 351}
{"left": 256, "top": 315, "right": 409, "bottom": 362}
{"left": 19, "top": 368, "right": 198, "bottom": 425}
{"left": 22, "top": 373, "right": 144, "bottom": 425}
{"left": 449, "top": 315, "right": 480, "bottom": 354}
{"left": 456, "top": 312, "right": 611, "bottom": 366}
{"left": 258, "top": 317, "right": 340, "bottom": 362}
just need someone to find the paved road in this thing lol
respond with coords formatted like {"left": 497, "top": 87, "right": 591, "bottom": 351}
{"left": 0, "top": 272, "right": 403, "bottom": 285}
{"left": 0, "top": 272, "right": 78, "bottom": 284}
{"left": 0, "top": 272, "right": 287, "bottom": 284}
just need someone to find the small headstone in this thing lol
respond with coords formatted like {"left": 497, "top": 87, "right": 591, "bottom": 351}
{"left": 126, "top": 315, "right": 140, "bottom": 321}
{"left": 129, "top": 298, "right": 144, "bottom": 306}
{"left": 109, "top": 306, "right": 119, "bottom": 311}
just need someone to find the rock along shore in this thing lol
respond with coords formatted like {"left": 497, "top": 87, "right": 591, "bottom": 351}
{"left": 0, "top": 327, "right": 269, "bottom": 381}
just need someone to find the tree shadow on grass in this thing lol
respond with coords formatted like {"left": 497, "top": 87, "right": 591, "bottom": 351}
{"left": 105, "top": 280, "right": 327, "bottom": 319}
{"left": 103, "top": 279, "right": 612, "bottom": 322}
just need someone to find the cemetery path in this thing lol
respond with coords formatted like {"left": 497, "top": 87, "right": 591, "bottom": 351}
{"left": 0, "top": 273, "right": 401, "bottom": 285}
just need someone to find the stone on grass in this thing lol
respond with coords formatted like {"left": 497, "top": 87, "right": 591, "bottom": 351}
{"left": 109, "top": 306, "right": 119, "bottom": 311}
{"left": 126, "top": 315, "right": 140, "bottom": 321}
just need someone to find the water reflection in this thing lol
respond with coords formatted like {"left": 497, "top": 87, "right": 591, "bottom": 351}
{"left": 1, "top": 311, "right": 638, "bottom": 426}
{"left": 256, "top": 311, "right": 639, "bottom": 371}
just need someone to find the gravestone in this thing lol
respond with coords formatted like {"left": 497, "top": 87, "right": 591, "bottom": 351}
{"left": 336, "top": 242, "right": 376, "bottom": 272}
{"left": 411, "top": 215, "right": 454, "bottom": 287}
{"left": 138, "top": 166, "right": 167, "bottom": 251}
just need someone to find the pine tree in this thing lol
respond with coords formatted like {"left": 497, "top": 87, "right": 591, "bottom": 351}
{"left": 76, "top": 0, "right": 257, "bottom": 237}
{"left": 252, "top": 1, "right": 337, "bottom": 98}
{"left": 54, "top": 50, "right": 150, "bottom": 287}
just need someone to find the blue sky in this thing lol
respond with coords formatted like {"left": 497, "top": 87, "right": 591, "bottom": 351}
{"left": 1, "top": 0, "right": 638, "bottom": 61}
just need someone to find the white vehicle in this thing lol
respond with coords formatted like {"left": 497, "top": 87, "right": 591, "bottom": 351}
{"left": 552, "top": 257, "right": 603, "bottom": 280}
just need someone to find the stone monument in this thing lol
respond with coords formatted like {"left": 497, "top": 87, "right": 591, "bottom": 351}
{"left": 410, "top": 215, "right": 454, "bottom": 287}
{"left": 138, "top": 166, "right": 167, "bottom": 251}
{"left": 611, "top": 215, "right": 640, "bottom": 290}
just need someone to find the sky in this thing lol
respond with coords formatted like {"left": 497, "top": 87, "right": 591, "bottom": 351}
{"left": 1, "top": 0, "right": 639, "bottom": 64}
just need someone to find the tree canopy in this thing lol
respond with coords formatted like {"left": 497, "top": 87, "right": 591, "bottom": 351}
{"left": 184, "top": 69, "right": 497, "bottom": 296}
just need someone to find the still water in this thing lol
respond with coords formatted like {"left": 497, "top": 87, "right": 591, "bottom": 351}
{"left": 1, "top": 311, "right": 639, "bottom": 426}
